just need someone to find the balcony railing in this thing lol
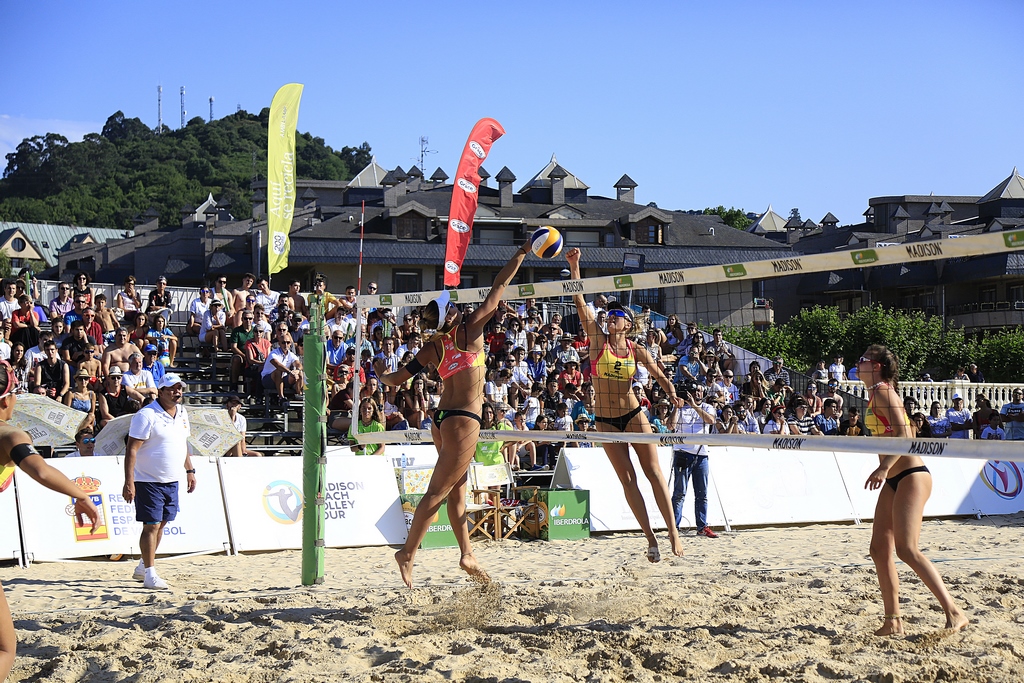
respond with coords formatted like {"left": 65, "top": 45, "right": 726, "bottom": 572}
{"left": 837, "top": 380, "right": 1020, "bottom": 411}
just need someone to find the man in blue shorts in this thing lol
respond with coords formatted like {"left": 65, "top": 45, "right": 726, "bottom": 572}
{"left": 123, "top": 373, "right": 196, "bottom": 589}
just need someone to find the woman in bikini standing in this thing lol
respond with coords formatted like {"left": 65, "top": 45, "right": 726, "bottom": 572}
{"left": 858, "top": 344, "right": 968, "bottom": 635}
{"left": 566, "top": 248, "right": 684, "bottom": 562}
{"left": 375, "top": 242, "right": 529, "bottom": 588}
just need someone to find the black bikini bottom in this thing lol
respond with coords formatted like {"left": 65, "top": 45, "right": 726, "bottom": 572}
{"left": 595, "top": 405, "right": 643, "bottom": 432}
{"left": 886, "top": 466, "right": 930, "bottom": 492}
{"left": 435, "top": 409, "right": 483, "bottom": 427}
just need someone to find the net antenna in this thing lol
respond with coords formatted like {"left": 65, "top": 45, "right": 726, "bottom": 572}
{"left": 417, "top": 136, "right": 437, "bottom": 171}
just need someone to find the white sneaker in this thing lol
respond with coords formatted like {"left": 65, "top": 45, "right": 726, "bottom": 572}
{"left": 132, "top": 566, "right": 145, "bottom": 582}
{"left": 144, "top": 574, "right": 169, "bottom": 590}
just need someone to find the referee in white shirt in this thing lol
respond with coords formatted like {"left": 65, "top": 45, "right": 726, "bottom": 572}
{"left": 123, "top": 373, "right": 195, "bottom": 589}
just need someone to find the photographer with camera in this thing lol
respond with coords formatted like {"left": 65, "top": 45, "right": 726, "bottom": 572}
{"left": 668, "top": 381, "right": 718, "bottom": 538}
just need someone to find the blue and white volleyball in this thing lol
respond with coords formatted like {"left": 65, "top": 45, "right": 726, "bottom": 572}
{"left": 530, "top": 226, "right": 563, "bottom": 258}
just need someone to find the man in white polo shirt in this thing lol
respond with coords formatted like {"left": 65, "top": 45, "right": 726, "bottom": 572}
{"left": 123, "top": 373, "right": 196, "bottom": 589}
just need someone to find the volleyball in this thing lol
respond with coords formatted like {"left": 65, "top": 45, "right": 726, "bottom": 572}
{"left": 530, "top": 226, "right": 563, "bottom": 258}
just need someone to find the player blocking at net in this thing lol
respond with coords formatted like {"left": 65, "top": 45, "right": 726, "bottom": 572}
{"left": 565, "top": 248, "right": 685, "bottom": 562}
{"left": 374, "top": 241, "right": 530, "bottom": 588}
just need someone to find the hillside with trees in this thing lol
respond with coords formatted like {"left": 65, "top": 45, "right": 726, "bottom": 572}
{"left": 0, "top": 110, "right": 372, "bottom": 230}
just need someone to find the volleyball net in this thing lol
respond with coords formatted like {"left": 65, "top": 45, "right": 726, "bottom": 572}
{"left": 344, "top": 229, "right": 1024, "bottom": 462}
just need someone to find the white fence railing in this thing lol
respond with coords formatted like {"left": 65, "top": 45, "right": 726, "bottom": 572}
{"left": 837, "top": 380, "right": 1020, "bottom": 411}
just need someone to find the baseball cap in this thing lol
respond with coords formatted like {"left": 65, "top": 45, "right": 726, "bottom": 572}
{"left": 143, "top": 344, "right": 158, "bottom": 353}
{"left": 158, "top": 373, "right": 186, "bottom": 389}
{"left": 210, "top": 298, "right": 224, "bottom": 307}
{"left": 107, "top": 367, "right": 123, "bottom": 377}
{"left": 952, "top": 392, "right": 963, "bottom": 400}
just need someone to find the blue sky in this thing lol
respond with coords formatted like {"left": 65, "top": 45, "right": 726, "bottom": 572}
{"left": 2, "top": 0, "right": 1021, "bottom": 226}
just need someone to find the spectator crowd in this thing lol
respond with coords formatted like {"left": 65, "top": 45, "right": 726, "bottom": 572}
{"left": 11, "top": 268, "right": 1022, "bottom": 460}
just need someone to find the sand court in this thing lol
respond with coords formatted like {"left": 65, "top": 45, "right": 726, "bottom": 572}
{"left": 2, "top": 514, "right": 1023, "bottom": 682}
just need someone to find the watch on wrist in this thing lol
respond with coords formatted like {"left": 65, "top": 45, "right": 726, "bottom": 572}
{"left": 185, "top": 469, "right": 196, "bottom": 474}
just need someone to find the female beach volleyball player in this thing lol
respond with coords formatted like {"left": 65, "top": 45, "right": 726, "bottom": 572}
{"left": 0, "top": 360, "right": 101, "bottom": 678}
{"left": 565, "top": 248, "right": 684, "bottom": 561}
{"left": 858, "top": 345, "right": 968, "bottom": 635}
{"left": 374, "top": 242, "right": 529, "bottom": 587}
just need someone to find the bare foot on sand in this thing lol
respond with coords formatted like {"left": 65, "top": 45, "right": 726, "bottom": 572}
{"left": 945, "top": 611, "right": 969, "bottom": 632}
{"left": 395, "top": 549, "right": 414, "bottom": 588}
{"left": 670, "top": 534, "right": 685, "bottom": 558}
{"left": 874, "top": 615, "right": 904, "bottom": 636}
{"left": 460, "top": 553, "right": 491, "bottom": 584}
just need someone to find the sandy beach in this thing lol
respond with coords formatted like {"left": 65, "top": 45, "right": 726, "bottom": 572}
{"left": 2, "top": 513, "right": 1023, "bottom": 682}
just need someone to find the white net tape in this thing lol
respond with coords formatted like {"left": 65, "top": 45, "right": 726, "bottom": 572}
{"left": 352, "top": 428, "right": 1015, "bottom": 461}
{"left": 355, "top": 230, "right": 1024, "bottom": 308}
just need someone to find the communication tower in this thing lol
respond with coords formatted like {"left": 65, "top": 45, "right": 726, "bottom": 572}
{"left": 157, "top": 85, "right": 163, "bottom": 134}
{"left": 209, "top": 97, "right": 214, "bottom": 122}
{"left": 180, "top": 87, "right": 186, "bottom": 128}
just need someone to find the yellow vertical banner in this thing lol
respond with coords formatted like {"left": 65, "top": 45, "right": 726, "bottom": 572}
{"left": 267, "top": 83, "right": 304, "bottom": 276}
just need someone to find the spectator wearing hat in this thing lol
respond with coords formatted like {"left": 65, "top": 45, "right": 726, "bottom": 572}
{"left": 926, "top": 401, "right": 951, "bottom": 438}
{"left": 122, "top": 352, "right": 158, "bottom": 403}
{"left": 921, "top": 372, "right": 934, "bottom": 382}
{"left": 96, "top": 366, "right": 137, "bottom": 427}
{"left": 967, "top": 363, "right": 985, "bottom": 383}
{"left": 558, "top": 358, "right": 583, "bottom": 392}
{"left": 946, "top": 394, "right": 973, "bottom": 439}
{"left": 145, "top": 275, "right": 173, "bottom": 317}
{"left": 141, "top": 344, "right": 166, "bottom": 385}
{"left": 224, "top": 395, "right": 262, "bottom": 457}
{"left": 200, "top": 299, "right": 228, "bottom": 351}
{"left": 187, "top": 286, "right": 213, "bottom": 336}
{"left": 555, "top": 334, "right": 580, "bottom": 373}
{"left": 124, "top": 373, "right": 195, "bottom": 590}
{"left": 810, "top": 360, "right": 829, "bottom": 383}
{"left": 64, "top": 367, "right": 97, "bottom": 430}
{"left": 651, "top": 399, "right": 672, "bottom": 433}
{"left": 764, "top": 404, "right": 794, "bottom": 435}
{"left": 788, "top": 399, "right": 821, "bottom": 435}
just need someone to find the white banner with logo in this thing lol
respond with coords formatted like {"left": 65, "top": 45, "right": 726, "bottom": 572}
{"left": 17, "top": 457, "right": 229, "bottom": 562}
{"left": 219, "top": 457, "right": 304, "bottom": 552}
{"left": 953, "top": 459, "right": 1024, "bottom": 516}
{"left": 0, "top": 478, "right": 22, "bottom": 562}
{"left": 560, "top": 447, "right": 728, "bottom": 532}
{"left": 323, "top": 456, "right": 407, "bottom": 547}
{"left": 707, "top": 446, "right": 856, "bottom": 526}
{"left": 219, "top": 456, "right": 407, "bottom": 553}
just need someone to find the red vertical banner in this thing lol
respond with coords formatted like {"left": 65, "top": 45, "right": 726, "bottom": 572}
{"left": 443, "top": 118, "right": 505, "bottom": 287}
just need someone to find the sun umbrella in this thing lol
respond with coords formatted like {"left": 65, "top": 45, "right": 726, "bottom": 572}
{"left": 95, "top": 406, "right": 242, "bottom": 458}
{"left": 10, "top": 393, "right": 88, "bottom": 447}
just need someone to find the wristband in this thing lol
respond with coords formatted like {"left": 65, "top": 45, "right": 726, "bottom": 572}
{"left": 185, "top": 469, "right": 196, "bottom": 474}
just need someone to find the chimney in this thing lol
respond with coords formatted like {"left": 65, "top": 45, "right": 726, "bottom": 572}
{"left": 550, "top": 164, "right": 568, "bottom": 205}
{"left": 478, "top": 166, "right": 490, "bottom": 188}
{"left": 300, "top": 187, "right": 318, "bottom": 209}
{"left": 496, "top": 166, "right": 517, "bottom": 209}
{"left": 430, "top": 167, "right": 449, "bottom": 189}
{"left": 614, "top": 174, "right": 637, "bottom": 204}
{"left": 393, "top": 166, "right": 409, "bottom": 199}
{"left": 406, "top": 165, "right": 423, "bottom": 192}
{"left": 381, "top": 170, "right": 401, "bottom": 208}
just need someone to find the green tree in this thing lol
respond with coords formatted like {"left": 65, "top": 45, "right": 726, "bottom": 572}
{"left": 0, "top": 109, "right": 372, "bottom": 231}
{"left": 974, "top": 328, "right": 1024, "bottom": 383}
{"left": 703, "top": 206, "right": 753, "bottom": 230}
